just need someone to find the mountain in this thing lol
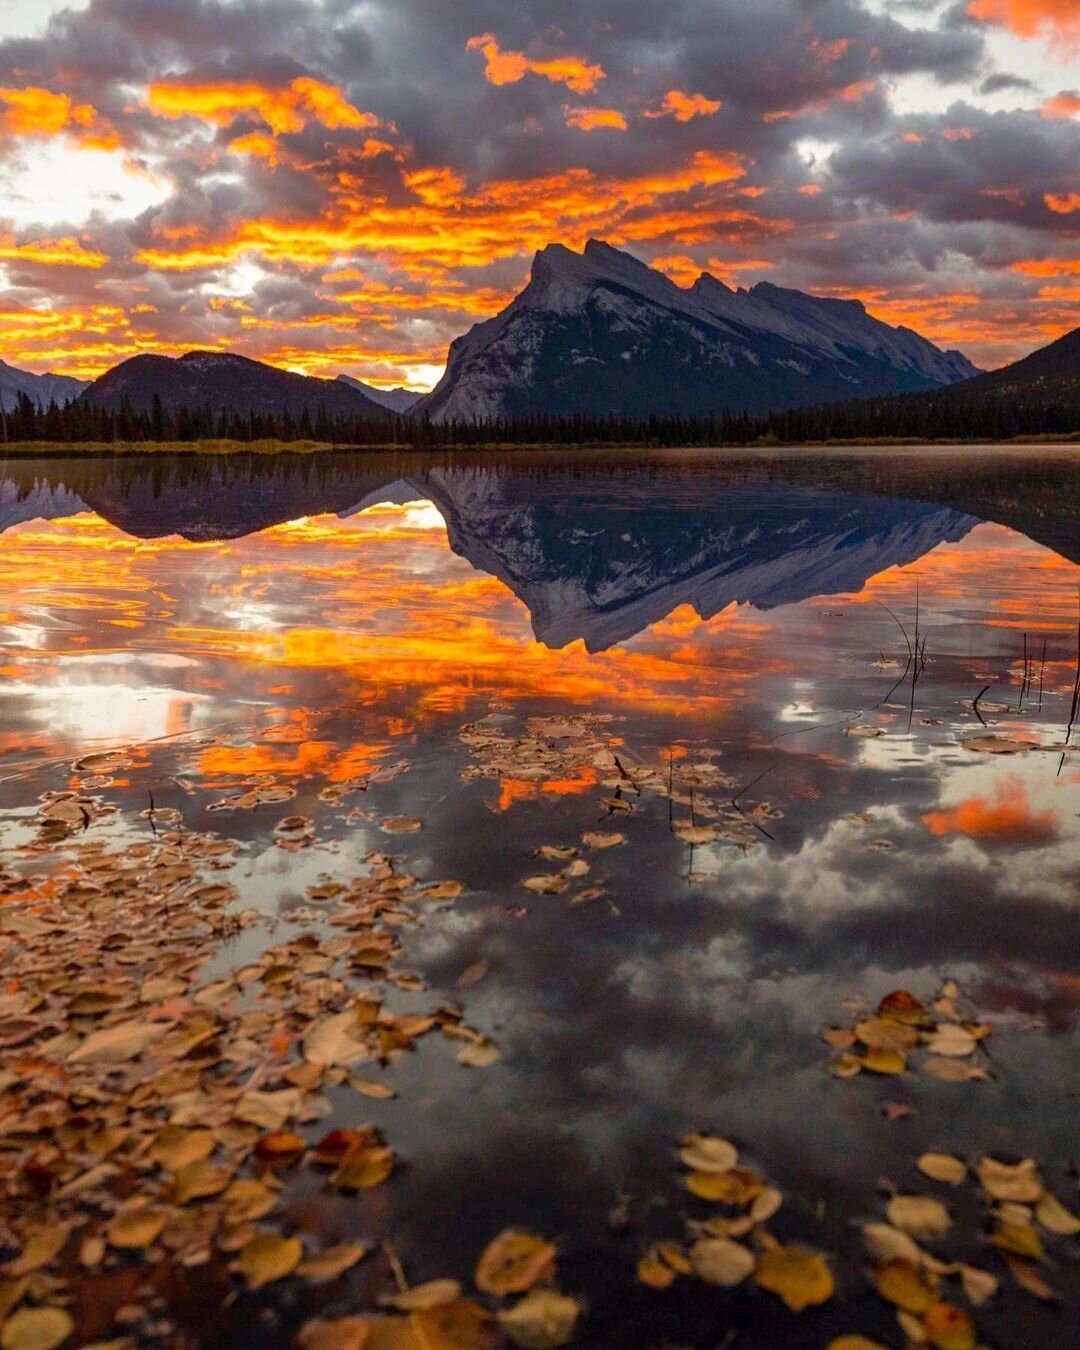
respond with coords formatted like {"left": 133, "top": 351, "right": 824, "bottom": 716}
{"left": 414, "top": 240, "right": 979, "bottom": 422}
{"left": 0, "top": 360, "right": 89, "bottom": 412}
{"left": 931, "top": 325, "right": 1079, "bottom": 409}
{"left": 337, "top": 375, "right": 422, "bottom": 414}
{"left": 80, "top": 351, "right": 392, "bottom": 419}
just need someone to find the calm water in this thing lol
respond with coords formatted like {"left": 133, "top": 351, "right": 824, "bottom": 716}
{"left": 1, "top": 447, "right": 1079, "bottom": 1348}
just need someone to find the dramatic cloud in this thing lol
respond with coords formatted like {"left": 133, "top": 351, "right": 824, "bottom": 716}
{"left": 0, "top": 0, "right": 1075, "bottom": 385}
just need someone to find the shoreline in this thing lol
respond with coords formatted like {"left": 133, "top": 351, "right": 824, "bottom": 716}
{"left": 1, "top": 433, "right": 1079, "bottom": 459}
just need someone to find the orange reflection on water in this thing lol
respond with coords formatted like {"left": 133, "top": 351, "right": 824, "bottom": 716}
{"left": 923, "top": 774, "right": 1061, "bottom": 845}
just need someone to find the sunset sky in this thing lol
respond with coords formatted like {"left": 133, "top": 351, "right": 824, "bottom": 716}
{"left": 0, "top": 0, "right": 1077, "bottom": 389}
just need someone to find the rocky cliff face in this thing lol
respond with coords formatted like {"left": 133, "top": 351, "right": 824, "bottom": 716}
{"left": 415, "top": 240, "right": 979, "bottom": 423}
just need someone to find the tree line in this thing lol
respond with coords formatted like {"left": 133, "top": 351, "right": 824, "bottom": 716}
{"left": 0, "top": 384, "right": 1076, "bottom": 447}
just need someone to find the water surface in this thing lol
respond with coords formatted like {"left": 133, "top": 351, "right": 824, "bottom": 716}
{"left": 1, "top": 447, "right": 1078, "bottom": 1348}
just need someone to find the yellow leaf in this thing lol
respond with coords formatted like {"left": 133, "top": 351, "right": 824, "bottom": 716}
{"left": 149, "top": 1127, "right": 215, "bottom": 1173}
{"left": 4, "top": 1224, "right": 70, "bottom": 1276}
{"left": 923, "top": 1301, "right": 976, "bottom": 1350}
{"left": 872, "top": 1260, "right": 937, "bottom": 1313}
{"left": 333, "top": 1145, "right": 395, "bottom": 1191}
{"left": 958, "top": 1264, "right": 998, "bottom": 1308}
{"left": 917, "top": 1153, "right": 967, "bottom": 1185}
{"left": 498, "top": 1289, "right": 580, "bottom": 1349}
{"left": 457, "top": 1041, "right": 501, "bottom": 1068}
{"left": 685, "top": 1167, "right": 761, "bottom": 1204}
{"left": 298, "top": 1318, "right": 371, "bottom": 1350}
{"left": 861, "top": 1048, "right": 906, "bottom": 1075}
{"left": 173, "top": 1159, "right": 231, "bottom": 1204}
{"left": 923, "top": 1058, "right": 988, "bottom": 1083}
{"left": 1000, "top": 1252, "right": 1058, "bottom": 1301}
{"left": 689, "top": 1238, "right": 754, "bottom": 1286}
{"left": 750, "top": 1187, "right": 783, "bottom": 1223}
{"left": 382, "top": 1281, "right": 462, "bottom": 1312}
{"left": 860, "top": 1223, "right": 922, "bottom": 1267}
{"left": 830, "top": 1053, "right": 863, "bottom": 1078}
{"left": 297, "top": 1244, "right": 369, "bottom": 1282}
{"left": 828, "top": 1340, "right": 888, "bottom": 1350}
{"left": 107, "top": 1208, "right": 168, "bottom": 1250}
{"left": 636, "top": 1251, "right": 676, "bottom": 1289}
{"left": 235, "top": 1233, "right": 303, "bottom": 1290}
{"left": 754, "top": 1246, "right": 834, "bottom": 1311}
{"left": 0, "top": 1307, "right": 75, "bottom": 1350}
{"left": 990, "top": 1223, "right": 1045, "bottom": 1260}
{"left": 350, "top": 1079, "right": 397, "bottom": 1100}
{"left": 475, "top": 1231, "right": 556, "bottom": 1296}
{"left": 411, "top": 1299, "right": 495, "bottom": 1350}
{"left": 855, "top": 1019, "right": 918, "bottom": 1052}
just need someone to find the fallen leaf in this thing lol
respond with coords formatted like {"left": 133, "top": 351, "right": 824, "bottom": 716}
{"left": 457, "top": 1041, "right": 501, "bottom": 1068}
{"left": 235, "top": 1233, "right": 303, "bottom": 1290}
{"left": 958, "top": 1264, "right": 998, "bottom": 1307}
{"left": 861, "top": 1048, "right": 906, "bottom": 1075}
{"left": 990, "top": 1223, "right": 1044, "bottom": 1260}
{"left": 689, "top": 1238, "right": 754, "bottom": 1286}
{"left": 976, "top": 1157, "right": 1044, "bottom": 1204}
{"left": 0, "top": 1307, "right": 75, "bottom": 1350}
{"left": 917, "top": 1153, "right": 967, "bottom": 1185}
{"left": 173, "top": 1159, "right": 231, "bottom": 1204}
{"left": 923, "top": 1301, "right": 976, "bottom": 1350}
{"left": 581, "top": 832, "right": 625, "bottom": 850}
{"left": 456, "top": 962, "right": 489, "bottom": 989}
{"left": 1035, "top": 1192, "right": 1080, "bottom": 1236}
{"left": 636, "top": 1251, "right": 676, "bottom": 1289}
{"left": 877, "top": 991, "right": 926, "bottom": 1025}
{"left": 923, "top": 1026, "right": 976, "bottom": 1058}
{"left": 475, "top": 1231, "right": 556, "bottom": 1296}
{"left": 828, "top": 1340, "right": 888, "bottom": 1350}
{"left": 298, "top": 1317, "right": 371, "bottom": 1350}
{"left": 297, "top": 1243, "right": 369, "bottom": 1282}
{"left": 886, "top": 1195, "right": 951, "bottom": 1239}
{"left": 750, "top": 1187, "right": 783, "bottom": 1223}
{"left": 350, "top": 1078, "right": 397, "bottom": 1100}
{"left": 4, "top": 1224, "right": 71, "bottom": 1276}
{"left": 333, "top": 1144, "right": 395, "bottom": 1191}
{"left": 923, "top": 1059, "right": 988, "bottom": 1084}
{"left": 754, "top": 1246, "right": 833, "bottom": 1311}
{"left": 498, "top": 1289, "right": 580, "bottom": 1350}
{"left": 382, "top": 1281, "right": 461, "bottom": 1311}
{"left": 679, "top": 1133, "right": 738, "bottom": 1174}
{"left": 674, "top": 825, "right": 718, "bottom": 845}
{"left": 381, "top": 817, "right": 423, "bottom": 834}
{"left": 149, "top": 1127, "right": 216, "bottom": 1173}
{"left": 872, "top": 1260, "right": 937, "bottom": 1313}
{"left": 254, "top": 1132, "right": 306, "bottom": 1165}
{"left": 861, "top": 1223, "right": 923, "bottom": 1267}
{"left": 1000, "top": 1252, "right": 1058, "bottom": 1301}
{"left": 67, "top": 1020, "right": 167, "bottom": 1065}
{"left": 856, "top": 1020, "right": 918, "bottom": 1052}
{"left": 107, "top": 1208, "right": 168, "bottom": 1250}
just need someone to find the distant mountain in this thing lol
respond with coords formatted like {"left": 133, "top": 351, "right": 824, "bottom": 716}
{"left": 0, "top": 360, "right": 89, "bottom": 412}
{"left": 414, "top": 240, "right": 979, "bottom": 422}
{"left": 337, "top": 375, "right": 422, "bottom": 414}
{"left": 932, "top": 325, "right": 1079, "bottom": 409}
{"left": 80, "top": 351, "right": 391, "bottom": 419}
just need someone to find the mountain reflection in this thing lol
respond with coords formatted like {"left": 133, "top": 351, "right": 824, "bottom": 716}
{"left": 2, "top": 448, "right": 1076, "bottom": 652}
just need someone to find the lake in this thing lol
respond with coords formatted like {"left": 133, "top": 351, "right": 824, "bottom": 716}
{"left": 0, "top": 446, "right": 1078, "bottom": 1349}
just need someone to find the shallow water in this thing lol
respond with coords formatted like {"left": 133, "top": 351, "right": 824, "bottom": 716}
{"left": 1, "top": 446, "right": 1078, "bottom": 1348}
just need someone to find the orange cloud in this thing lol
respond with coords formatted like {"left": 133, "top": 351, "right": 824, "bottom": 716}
{"left": 967, "top": 0, "right": 1080, "bottom": 49}
{"left": 1009, "top": 256, "right": 1080, "bottom": 274}
{"left": 923, "top": 776, "right": 1059, "bottom": 845}
{"left": 942, "top": 125, "right": 978, "bottom": 141}
{"left": 0, "top": 85, "right": 100, "bottom": 139}
{"left": 643, "top": 90, "right": 722, "bottom": 123}
{"left": 466, "top": 33, "right": 605, "bottom": 94}
{"left": 562, "top": 105, "right": 628, "bottom": 132}
{"left": 0, "top": 235, "right": 109, "bottom": 268}
{"left": 809, "top": 37, "right": 855, "bottom": 62}
{"left": 228, "top": 130, "right": 280, "bottom": 166}
{"left": 145, "top": 76, "right": 379, "bottom": 135}
{"left": 1042, "top": 90, "right": 1080, "bottom": 118}
{"left": 1045, "top": 191, "right": 1080, "bottom": 213}
{"left": 764, "top": 80, "right": 876, "bottom": 122}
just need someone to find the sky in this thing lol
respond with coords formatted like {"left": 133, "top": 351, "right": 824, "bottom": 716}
{"left": 0, "top": 0, "right": 1076, "bottom": 388}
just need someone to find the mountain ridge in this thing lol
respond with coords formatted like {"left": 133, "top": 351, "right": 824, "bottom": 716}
{"left": 0, "top": 360, "right": 89, "bottom": 413}
{"left": 415, "top": 239, "right": 980, "bottom": 423}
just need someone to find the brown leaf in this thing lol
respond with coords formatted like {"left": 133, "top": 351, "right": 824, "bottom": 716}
{"left": 0, "top": 1307, "right": 75, "bottom": 1350}
{"left": 298, "top": 1319, "right": 371, "bottom": 1350}
{"left": 4, "top": 1224, "right": 71, "bottom": 1276}
{"left": 297, "top": 1243, "right": 369, "bottom": 1282}
{"left": 382, "top": 1281, "right": 461, "bottom": 1312}
{"left": 107, "top": 1208, "right": 169, "bottom": 1250}
{"left": 67, "top": 1020, "right": 167, "bottom": 1064}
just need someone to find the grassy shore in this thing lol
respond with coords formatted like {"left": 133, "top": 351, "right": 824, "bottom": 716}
{"left": 0, "top": 432, "right": 1077, "bottom": 457}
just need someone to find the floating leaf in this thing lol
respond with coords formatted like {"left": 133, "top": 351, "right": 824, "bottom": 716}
{"left": 456, "top": 961, "right": 489, "bottom": 989}
{"left": 381, "top": 816, "right": 423, "bottom": 834}
{"left": 923, "top": 1301, "right": 976, "bottom": 1350}
{"left": 149, "top": 1127, "right": 215, "bottom": 1173}
{"left": 977, "top": 1157, "right": 1043, "bottom": 1204}
{"left": 923, "top": 1026, "right": 976, "bottom": 1058}
{"left": 689, "top": 1238, "right": 754, "bottom": 1286}
{"left": 855, "top": 1020, "right": 918, "bottom": 1052}
{"left": 0, "top": 1307, "right": 75, "bottom": 1350}
{"left": 877, "top": 991, "right": 926, "bottom": 1025}
{"left": 4, "top": 1225, "right": 71, "bottom": 1277}
{"left": 962, "top": 735, "right": 1037, "bottom": 755}
{"left": 917, "top": 1153, "right": 967, "bottom": 1185}
{"left": 254, "top": 1132, "right": 306, "bottom": 1165}
{"left": 333, "top": 1144, "right": 395, "bottom": 1191}
{"left": 923, "top": 1059, "right": 988, "bottom": 1084}
{"left": 674, "top": 825, "right": 718, "bottom": 845}
{"left": 1000, "top": 1252, "right": 1058, "bottom": 1301}
{"left": 581, "top": 832, "right": 625, "bottom": 850}
{"left": 636, "top": 1250, "right": 676, "bottom": 1289}
{"left": 1035, "top": 1192, "right": 1080, "bottom": 1235}
{"left": 990, "top": 1223, "right": 1044, "bottom": 1260}
{"left": 861, "top": 1223, "right": 923, "bottom": 1267}
{"left": 475, "top": 1231, "right": 556, "bottom": 1296}
{"left": 297, "top": 1243, "right": 369, "bottom": 1282}
{"left": 754, "top": 1247, "right": 834, "bottom": 1311}
{"left": 861, "top": 1048, "right": 906, "bottom": 1075}
{"left": 67, "top": 1020, "right": 167, "bottom": 1064}
{"left": 885, "top": 1195, "right": 951, "bottom": 1239}
{"left": 457, "top": 1040, "right": 502, "bottom": 1068}
{"left": 350, "top": 1078, "right": 397, "bottom": 1100}
{"left": 173, "top": 1159, "right": 231, "bottom": 1203}
{"left": 107, "top": 1207, "right": 168, "bottom": 1250}
{"left": 297, "top": 1318, "right": 371, "bottom": 1350}
{"left": 958, "top": 1264, "right": 998, "bottom": 1307}
{"left": 304, "top": 1011, "right": 368, "bottom": 1068}
{"left": 847, "top": 726, "right": 883, "bottom": 738}
{"left": 828, "top": 1340, "right": 888, "bottom": 1350}
{"left": 872, "top": 1260, "right": 937, "bottom": 1313}
{"left": 750, "top": 1187, "right": 783, "bottom": 1223}
{"left": 498, "top": 1289, "right": 580, "bottom": 1350}
{"left": 382, "top": 1281, "right": 461, "bottom": 1312}
{"left": 679, "top": 1133, "right": 738, "bottom": 1174}
{"left": 235, "top": 1233, "right": 303, "bottom": 1290}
